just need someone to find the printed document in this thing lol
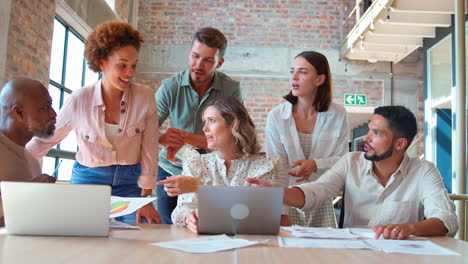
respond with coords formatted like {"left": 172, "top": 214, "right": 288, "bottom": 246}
{"left": 278, "top": 237, "right": 374, "bottom": 249}
{"left": 281, "top": 225, "right": 359, "bottom": 239}
{"left": 150, "top": 234, "right": 263, "bottom": 253}
{"left": 109, "top": 220, "right": 141, "bottom": 229}
{"left": 109, "top": 196, "right": 156, "bottom": 218}
{"left": 366, "top": 240, "right": 459, "bottom": 255}
{"left": 350, "top": 228, "right": 425, "bottom": 240}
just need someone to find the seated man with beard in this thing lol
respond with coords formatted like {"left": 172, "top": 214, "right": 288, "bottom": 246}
{"left": 0, "top": 77, "right": 57, "bottom": 226}
{"left": 248, "top": 105, "right": 458, "bottom": 240}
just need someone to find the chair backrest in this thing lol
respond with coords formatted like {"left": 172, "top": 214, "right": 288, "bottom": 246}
{"left": 449, "top": 194, "right": 468, "bottom": 241}
{"left": 338, "top": 189, "right": 345, "bottom": 228}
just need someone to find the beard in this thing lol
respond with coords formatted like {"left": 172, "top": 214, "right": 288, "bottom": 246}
{"left": 363, "top": 142, "right": 394, "bottom": 162}
{"left": 190, "top": 68, "right": 215, "bottom": 84}
{"left": 30, "top": 119, "right": 56, "bottom": 138}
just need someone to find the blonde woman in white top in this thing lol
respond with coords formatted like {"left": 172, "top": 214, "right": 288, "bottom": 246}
{"left": 266, "top": 51, "right": 349, "bottom": 227}
{"left": 157, "top": 97, "right": 286, "bottom": 233}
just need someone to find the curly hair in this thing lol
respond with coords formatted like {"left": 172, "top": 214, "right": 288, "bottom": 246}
{"left": 85, "top": 20, "right": 144, "bottom": 73}
{"left": 204, "top": 97, "right": 260, "bottom": 158}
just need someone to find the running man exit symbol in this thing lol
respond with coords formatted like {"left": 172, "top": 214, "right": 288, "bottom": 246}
{"left": 344, "top": 94, "right": 366, "bottom": 106}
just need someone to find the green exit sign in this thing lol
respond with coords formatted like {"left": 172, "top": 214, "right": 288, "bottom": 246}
{"left": 344, "top": 94, "right": 367, "bottom": 106}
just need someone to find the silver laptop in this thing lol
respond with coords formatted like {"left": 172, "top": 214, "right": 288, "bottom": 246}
{"left": 1, "top": 182, "right": 111, "bottom": 236}
{"left": 198, "top": 185, "right": 283, "bottom": 235}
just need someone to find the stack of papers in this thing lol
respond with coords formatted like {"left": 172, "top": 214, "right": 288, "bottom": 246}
{"left": 366, "top": 240, "right": 459, "bottom": 255}
{"left": 278, "top": 237, "right": 374, "bottom": 249}
{"left": 277, "top": 237, "right": 458, "bottom": 255}
{"left": 349, "top": 228, "right": 378, "bottom": 239}
{"left": 147, "top": 226, "right": 459, "bottom": 255}
{"left": 278, "top": 225, "right": 458, "bottom": 255}
{"left": 349, "top": 228, "right": 425, "bottom": 240}
{"left": 109, "top": 220, "right": 141, "bottom": 229}
{"left": 150, "top": 234, "right": 265, "bottom": 253}
{"left": 281, "top": 225, "right": 359, "bottom": 239}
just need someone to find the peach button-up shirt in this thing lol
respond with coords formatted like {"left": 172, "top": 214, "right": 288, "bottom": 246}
{"left": 26, "top": 80, "right": 159, "bottom": 189}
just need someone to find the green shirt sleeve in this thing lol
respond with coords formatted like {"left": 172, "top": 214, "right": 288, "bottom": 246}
{"left": 155, "top": 81, "right": 171, "bottom": 127}
{"left": 232, "top": 83, "right": 243, "bottom": 103}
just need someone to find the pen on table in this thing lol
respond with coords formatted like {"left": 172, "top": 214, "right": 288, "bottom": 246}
{"left": 51, "top": 160, "right": 63, "bottom": 178}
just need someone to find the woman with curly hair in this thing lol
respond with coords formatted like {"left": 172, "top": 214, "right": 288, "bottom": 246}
{"left": 27, "top": 21, "right": 161, "bottom": 224}
{"left": 157, "top": 96, "right": 287, "bottom": 233}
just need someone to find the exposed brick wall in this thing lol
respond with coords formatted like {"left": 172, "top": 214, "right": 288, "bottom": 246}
{"left": 333, "top": 79, "right": 383, "bottom": 107}
{"left": 237, "top": 76, "right": 289, "bottom": 148}
{"left": 139, "top": 0, "right": 351, "bottom": 49}
{"left": 4, "top": 0, "right": 56, "bottom": 86}
{"left": 136, "top": 0, "right": 394, "bottom": 151}
{"left": 134, "top": 78, "right": 162, "bottom": 92}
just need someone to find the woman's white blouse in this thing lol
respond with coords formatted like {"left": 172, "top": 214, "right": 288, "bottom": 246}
{"left": 265, "top": 102, "right": 349, "bottom": 186}
{"left": 171, "top": 148, "right": 281, "bottom": 226}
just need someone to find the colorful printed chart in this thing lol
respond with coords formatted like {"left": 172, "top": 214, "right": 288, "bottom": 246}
{"left": 110, "top": 201, "right": 130, "bottom": 215}
{"left": 109, "top": 196, "right": 157, "bottom": 218}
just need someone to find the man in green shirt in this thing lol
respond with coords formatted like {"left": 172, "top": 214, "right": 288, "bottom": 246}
{"left": 155, "top": 27, "right": 242, "bottom": 224}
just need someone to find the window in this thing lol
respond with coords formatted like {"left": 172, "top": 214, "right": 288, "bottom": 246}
{"left": 424, "top": 35, "right": 452, "bottom": 164}
{"left": 43, "top": 17, "right": 99, "bottom": 181}
{"left": 104, "top": 0, "right": 116, "bottom": 11}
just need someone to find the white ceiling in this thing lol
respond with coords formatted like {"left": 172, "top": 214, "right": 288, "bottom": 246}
{"left": 340, "top": 0, "right": 455, "bottom": 63}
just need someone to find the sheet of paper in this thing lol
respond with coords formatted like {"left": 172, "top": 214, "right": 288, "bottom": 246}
{"left": 366, "top": 240, "right": 459, "bottom": 255}
{"left": 349, "top": 228, "right": 377, "bottom": 239}
{"left": 149, "top": 234, "right": 263, "bottom": 253}
{"left": 109, "top": 196, "right": 156, "bottom": 218}
{"left": 278, "top": 237, "right": 374, "bottom": 249}
{"left": 281, "top": 225, "right": 360, "bottom": 239}
{"left": 350, "top": 228, "right": 426, "bottom": 240}
{"left": 109, "top": 220, "right": 142, "bottom": 229}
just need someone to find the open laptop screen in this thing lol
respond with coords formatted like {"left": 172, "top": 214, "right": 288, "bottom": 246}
{"left": 198, "top": 185, "right": 283, "bottom": 235}
{"left": 1, "top": 182, "right": 110, "bottom": 237}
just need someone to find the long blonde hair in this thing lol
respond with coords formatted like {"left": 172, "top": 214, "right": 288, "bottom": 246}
{"left": 204, "top": 97, "right": 260, "bottom": 158}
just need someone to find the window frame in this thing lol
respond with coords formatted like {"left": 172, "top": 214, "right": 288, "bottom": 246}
{"left": 45, "top": 16, "right": 99, "bottom": 180}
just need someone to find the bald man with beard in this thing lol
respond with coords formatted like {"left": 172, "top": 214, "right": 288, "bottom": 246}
{"left": 0, "top": 77, "right": 57, "bottom": 226}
